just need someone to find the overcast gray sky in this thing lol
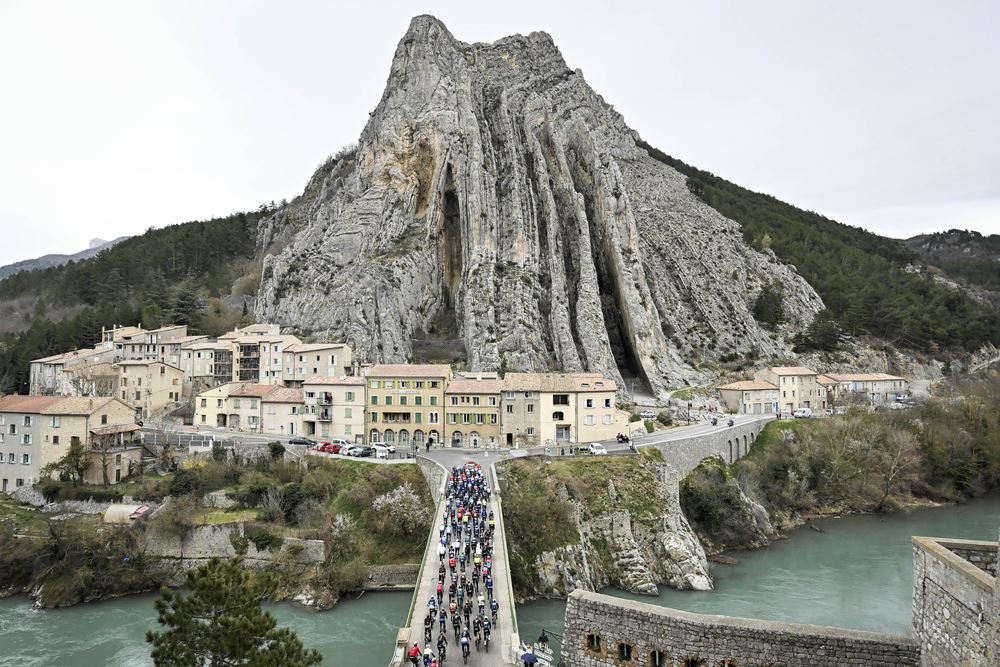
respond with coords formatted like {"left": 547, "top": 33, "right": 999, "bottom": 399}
{"left": 1, "top": 0, "right": 998, "bottom": 267}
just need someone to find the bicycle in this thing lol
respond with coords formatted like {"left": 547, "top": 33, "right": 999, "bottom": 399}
{"left": 474, "top": 631, "right": 481, "bottom": 652}
{"left": 484, "top": 631, "right": 490, "bottom": 652}
{"left": 462, "top": 640, "right": 470, "bottom": 664}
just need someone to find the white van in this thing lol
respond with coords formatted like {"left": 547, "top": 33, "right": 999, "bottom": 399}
{"left": 792, "top": 408, "right": 813, "bottom": 419}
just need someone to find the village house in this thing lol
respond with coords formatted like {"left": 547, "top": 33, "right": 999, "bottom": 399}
{"left": 824, "top": 373, "right": 909, "bottom": 404}
{"left": 116, "top": 360, "right": 185, "bottom": 420}
{"left": 282, "top": 343, "right": 352, "bottom": 387}
{"left": 444, "top": 375, "right": 503, "bottom": 448}
{"left": 500, "top": 372, "right": 624, "bottom": 447}
{"left": 0, "top": 395, "right": 136, "bottom": 490}
{"left": 29, "top": 347, "right": 116, "bottom": 396}
{"left": 716, "top": 380, "right": 780, "bottom": 415}
{"left": 365, "top": 364, "right": 451, "bottom": 449}
{"left": 260, "top": 387, "right": 304, "bottom": 437}
{"left": 301, "top": 376, "right": 366, "bottom": 442}
{"left": 752, "top": 366, "right": 826, "bottom": 414}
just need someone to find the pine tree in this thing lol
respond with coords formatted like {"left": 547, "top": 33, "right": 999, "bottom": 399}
{"left": 169, "top": 275, "right": 203, "bottom": 329}
{"left": 146, "top": 557, "right": 322, "bottom": 667}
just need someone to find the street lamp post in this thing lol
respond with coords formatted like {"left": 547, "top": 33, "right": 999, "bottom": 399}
{"left": 687, "top": 401, "right": 691, "bottom": 425}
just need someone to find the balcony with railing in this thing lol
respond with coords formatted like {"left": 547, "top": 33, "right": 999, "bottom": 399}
{"left": 318, "top": 409, "right": 333, "bottom": 421}
{"left": 318, "top": 393, "right": 333, "bottom": 405}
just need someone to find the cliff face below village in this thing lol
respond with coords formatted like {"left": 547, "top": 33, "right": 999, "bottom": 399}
{"left": 501, "top": 455, "right": 711, "bottom": 599}
{"left": 255, "top": 15, "right": 824, "bottom": 394}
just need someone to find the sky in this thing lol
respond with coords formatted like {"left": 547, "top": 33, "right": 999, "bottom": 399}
{"left": 1, "top": 0, "right": 998, "bottom": 267}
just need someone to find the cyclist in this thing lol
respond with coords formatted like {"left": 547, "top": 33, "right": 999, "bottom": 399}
{"left": 439, "top": 608, "right": 447, "bottom": 632}
{"left": 490, "top": 598, "right": 499, "bottom": 625}
{"left": 473, "top": 614, "right": 482, "bottom": 644}
{"left": 477, "top": 593, "right": 486, "bottom": 616}
{"left": 460, "top": 627, "right": 471, "bottom": 661}
{"left": 423, "top": 644, "right": 433, "bottom": 667}
{"left": 485, "top": 575, "right": 494, "bottom": 599}
{"left": 437, "top": 630, "right": 448, "bottom": 660}
{"left": 482, "top": 617, "right": 491, "bottom": 650}
{"left": 409, "top": 642, "right": 420, "bottom": 667}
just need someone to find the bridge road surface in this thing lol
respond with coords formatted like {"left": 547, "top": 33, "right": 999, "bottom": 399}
{"left": 402, "top": 454, "right": 515, "bottom": 666}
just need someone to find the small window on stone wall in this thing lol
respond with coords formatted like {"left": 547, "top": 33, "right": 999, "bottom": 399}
{"left": 618, "top": 643, "right": 634, "bottom": 661}
{"left": 683, "top": 657, "right": 705, "bottom": 667}
{"left": 586, "top": 634, "right": 602, "bottom": 653}
{"left": 650, "top": 651, "right": 669, "bottom": 666}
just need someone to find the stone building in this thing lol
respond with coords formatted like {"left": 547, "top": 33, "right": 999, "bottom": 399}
{"left": 260, "top": 387, "right": 304, "bottom": 437}
{"left": 365, "top": 364, "right": 451, "bottom": 449}
{"left": 716, "top": 380, "right": 779, "bottom": 414}
{"left": 753, "top": 365, "right": 826, "bottom": 414}
{"left": 500, "top": 372, "right": 622, "bottom": 447}
{"left": 116, "top": 360, "right": 184, "bottom": 420}
{"left": 282, "top": 343, "right": 352, "bottom": 387}
{"left": 444, "top": 376, "right": 502, "bottom": 448}
{"left": 0, "top": 395, "right": 63, "bottom": 490}
{"left": 301, "top": 375, "right": 366, "bottom": 442}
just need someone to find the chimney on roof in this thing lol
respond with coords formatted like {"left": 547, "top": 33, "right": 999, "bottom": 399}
{"left": 89, "top": 398, "right": 93, "bottom": 410}
{"left": 476, "top": 372, "right": 482, "bottom": 382}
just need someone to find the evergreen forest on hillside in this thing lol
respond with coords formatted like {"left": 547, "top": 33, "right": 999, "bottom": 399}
{"left": 0, "top": 206, "right": 272, "bottom": 393}
{"left": 637, "top": 140, "right": 1000, "bottom": 354}
{"left": 908, "top": 229, "right": 1000, "bottom": 292}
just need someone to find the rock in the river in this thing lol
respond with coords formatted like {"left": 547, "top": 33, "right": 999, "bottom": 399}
{"left": 256, "top": 15, "right": 824, "bottom": 393}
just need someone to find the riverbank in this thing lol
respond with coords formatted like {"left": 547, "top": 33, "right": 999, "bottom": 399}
{"left": 0, "top": 454, "right": 433, "bottom": 609}
{"left": 681, "top": 386, "right": 1000, "bottom": 553}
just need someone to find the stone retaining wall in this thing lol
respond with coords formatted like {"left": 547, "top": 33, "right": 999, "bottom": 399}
{"left": 649, "top": 418, "right": 770, "bottom": 477}
{"left": 562, "top": 590, "right": 920, "bottom": 667}
{"left": 142, "top": 521, "right": 325, "bottom": 565}
{"left": 416, "top": 456, "right": 446, "bottom": 506}
{"left": 364, "top": 564, "right": 420, "bottom": 589}
{"left": 912, "top": 536, "right": 998, "bottom": 667}
{"left": 943, "top": 539, "right": 998, "bottom": 576}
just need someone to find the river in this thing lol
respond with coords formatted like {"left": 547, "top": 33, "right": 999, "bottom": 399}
{"left": 2, "top": 496, "right": 998, "bottom": 666}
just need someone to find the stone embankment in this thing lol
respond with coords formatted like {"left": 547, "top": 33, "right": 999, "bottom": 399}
{"left": 563, "top": 590, "right": 920, "bottom": 667}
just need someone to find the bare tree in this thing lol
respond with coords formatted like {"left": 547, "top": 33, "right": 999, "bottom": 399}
{"left": 146, "top": 415, "right": 180, "bottom": 469}
{"left": 67, "top": 361, "right": 117, "bottom": 397}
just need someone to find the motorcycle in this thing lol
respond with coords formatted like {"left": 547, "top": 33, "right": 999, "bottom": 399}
{"left": 727, "top": 419, "right": 734, "bottom": 427}
{"left": 711, "top": 418, "right": 718, "bottom": 426}
{"left": 616, "top": 434, "right": 631, "bottom": 443}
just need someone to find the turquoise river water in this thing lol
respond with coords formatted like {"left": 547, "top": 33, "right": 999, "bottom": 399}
{"left": 2, "top": 496, "right": 998, "bottom": 666}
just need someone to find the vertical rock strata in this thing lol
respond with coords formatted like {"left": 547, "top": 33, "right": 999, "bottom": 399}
{"left": 533, "top": 462, "right": 712, "bottom": 596}
{"left": 256, "top": 15, "right": 824, "bottom": 392}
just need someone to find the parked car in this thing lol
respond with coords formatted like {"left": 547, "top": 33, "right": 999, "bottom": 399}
{"left": 351, "top": 445, "right": 375, "bottom": 458}
{"left": 328, "top": 438, "right": 350, "bottom": 450}
{"left": 640, "top": 410, "right": 655, "bottom": 420}
{"left": 289, "top": 437, "right": 316, "bottom": 446}
{"left": 331, "top": 443, "right": 351, "bottom": 454}
{"left": 792, "top": 408, "right": 813, "bottom": 419}
{"left": 588, "top": 443, "right": 608, "bottom": 455}
{"left": 887, "top": 402, "right": 907, "bottom": 411}
{"left": 370, "top": 440, "right": 395, "bottom": 453}
{"left": 373, "top": 445, "right": 389, "bottom": 459}
{"left": 574, "top": 445, "right": 590, "bottom": 455}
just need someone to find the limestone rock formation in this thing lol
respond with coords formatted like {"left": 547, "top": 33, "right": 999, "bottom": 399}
{"left": 255, "top": 15, "right": 824, "bottom": 393}
{"left": 530, "top": 462, "right": 711, "bottom": 598}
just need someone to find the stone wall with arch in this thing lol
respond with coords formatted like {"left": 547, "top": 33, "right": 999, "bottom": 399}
{"left": 561, "top": 590, "right": 919, "bottom": 667}
{"left": 648, "top": 417, "right": 771, "bottom": 477}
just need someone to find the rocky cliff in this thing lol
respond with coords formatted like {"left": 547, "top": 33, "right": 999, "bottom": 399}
{"left": 501, "top": 455, "right": 711, "bottom": 599}
{"left": 255, "top": 15, "right": 824, "bottom": 394}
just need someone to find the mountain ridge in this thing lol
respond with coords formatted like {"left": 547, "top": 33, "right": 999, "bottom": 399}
{"left": 0, "top": 236, "right": 130, "bottom": 281}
